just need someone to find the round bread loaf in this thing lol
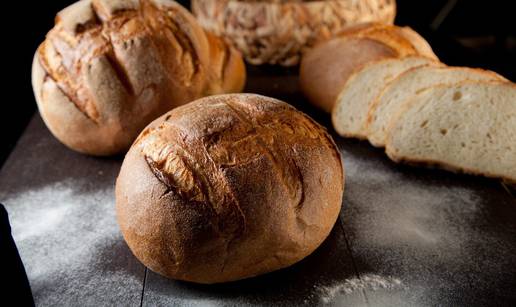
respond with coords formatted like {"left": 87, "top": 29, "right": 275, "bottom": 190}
{"left": 32, "top": 0, "right": 245, "bottom": 156}
{"left": 116, "top": 94, "right": 344, "bottom": 284}
{"left": 192, "top": 0, "right": 396, "bottom": 66}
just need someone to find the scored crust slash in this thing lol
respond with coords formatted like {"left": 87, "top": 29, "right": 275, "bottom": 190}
{"left": 32, "top": 0, "right": 246, "bottom": 156}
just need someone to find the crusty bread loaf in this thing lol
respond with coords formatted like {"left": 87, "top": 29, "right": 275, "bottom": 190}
{"left": 385, "top": 81, "right": 516, "bottom": 182}
{"left": 300, "top": 37, "right": 399, "bottom": 113}
{"left": 366, "top": 66, "right": 505, "bottom": 147}
{"left": 204, "top": 31, "right": 247, "bottom": 95}
{"left": 32, "top": 0, "right": 246, "bottom": 156}
{"left": 192, "top": 0, "right": 396, "bottom": 66}
{"left": 116, "top": 94, "right": 345, "bottom": 284}
{"left": 331, "top": 56, "right": 438, "bottom": 138}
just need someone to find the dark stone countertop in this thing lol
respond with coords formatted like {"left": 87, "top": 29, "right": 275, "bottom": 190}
{"left": 1, "top": 66, "right": 515, "bottom": 306}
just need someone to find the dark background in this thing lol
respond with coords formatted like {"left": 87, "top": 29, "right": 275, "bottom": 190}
{"left": 2, "top": 0, "right": 514, "bottom": 168}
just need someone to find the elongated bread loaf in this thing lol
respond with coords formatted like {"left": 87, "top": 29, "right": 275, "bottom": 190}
{"left": 331, "top": 56, "right": 438, "bottom": 138}
{"left": 385, "top": 81, "right": 516, "bottom": 182}
{"left": 366, "top": 66, "right": 505, "bottom": 147}
{"left": 116, "top": 94, "right": 344, "bottom": 283}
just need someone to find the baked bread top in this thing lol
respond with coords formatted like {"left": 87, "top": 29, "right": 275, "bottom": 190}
{"left": 33, "top": 0, "right": 246, "bottom": 156}
{"left": 37, "top": 0, "right": 210, "bottom": 122}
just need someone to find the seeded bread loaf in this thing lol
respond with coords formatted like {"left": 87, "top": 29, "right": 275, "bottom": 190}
{"left": 32, "top": 0, "right": 246, "bottom": 156}
{"left": 116, "top": 94, "right": 344, "bottom": 284}
{"left": 192, "top": 0, "right": 396, "bottom": 66}
{"left": 385, "top": 81, "right": 516, "bottom": 182}
{"left": 366, "top": 66, "right": 505, "bottom": 147}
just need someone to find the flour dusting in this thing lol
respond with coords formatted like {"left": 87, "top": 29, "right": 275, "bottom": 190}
{"left": 318, "top": 274, "right": 403, "bottom": 303}
{"left": 342, "top": 153, "right": 483, "bottom": 263}
{"left": 1, "top": 178, "right": 144, "bottom": 306}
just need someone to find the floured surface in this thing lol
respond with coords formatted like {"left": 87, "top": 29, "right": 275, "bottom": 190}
{"left": 0, "top": 117, "right": 145, "bottom": 306}
{"left": 1, "top": 66, "right": 515, "bottom": 306}
{"left": 336, "top": 137, "right": 516, "bottom": 306}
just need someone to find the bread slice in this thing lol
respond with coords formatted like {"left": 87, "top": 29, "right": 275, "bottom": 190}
{"left": 385, "top": 81, "right": 516, "bottom": 182}
{"left": 366, "top": 66, "right": 505, "bottom": 147}
{"left": 300, "top": 37, "right": 398, "bottom": 113}
{"left": 331, "top": 56, "right": 437, "bottom": 139}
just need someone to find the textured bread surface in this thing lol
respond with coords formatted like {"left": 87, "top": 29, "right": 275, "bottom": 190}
{"left": 385, "top": 81, "right": 516, "bottom": 182}
{"left": 397, "top": 26, "right": 437, "bottom": 60}
{"left": 337, "top": 23, "right": 438, "bottom": 60}
{"left": 192, "top": 0, "right": 396, "bottom": 66}
{"left": 366, "top": 66, "right": 505, "bottom": 147}
{"left": 331, "top": 56, "right": 437, "bottom": 138}
{"left": 32, "top": 0, "right": 246, "bottom": 156}
{"left": 300, "top": 37, "right": 399, "bottom": 113}
{"left": 116, "top": 94, "right": 345, "bottom": 284}
{"left": 204, "top": 31, "right": 247, "bottom": 95}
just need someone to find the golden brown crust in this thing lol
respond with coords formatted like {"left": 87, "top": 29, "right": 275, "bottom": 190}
{"left": 336, "top": 22, "right": 437, "bottom": 59}
{"left": 32, "top": 0, "right": 245, "bottom": 156}
{"left": 116, "top": 94, "right": 344, "bottom": 283}
{"left": 204, "top": 31, "right": 246, "bottom": 95}
{"left": 336, "top": 22, "right": 438, "bottom": 60}
{"left": 340, "top": 27, "right": 418, "bottom": 57}
{"left": 397, "top": 26, "right": 438, "bottom": 60}
{"left": 300, "top": 37, "right": 399, "bottom": 113}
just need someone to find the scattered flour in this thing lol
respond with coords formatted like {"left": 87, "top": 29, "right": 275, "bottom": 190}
{"left": 4, "top": 180, "right": 116, "bottom": 278}
{"left": 334, "top": 143, "right": 515, "bottom": 305}
{"left": 341, "top": 152, "right": 483, "bottom": 262}
{"left": 318, "top": 274, "right": 403, "bottom": 304}
{"left": 1, "top": 179, "right": 143, "bottom": 306}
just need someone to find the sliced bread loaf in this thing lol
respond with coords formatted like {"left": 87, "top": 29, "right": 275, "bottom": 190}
{"left": 366, "top": 66, "right": 505, "bottom": 147}
{"left": 331, "top": 56, "right": 437, "bottom": 138}
{"left": 385, "top": 81, "right": 516, "bottom": 182}
{"left": 300, "top": 37, "right": 398, "bottom": 113}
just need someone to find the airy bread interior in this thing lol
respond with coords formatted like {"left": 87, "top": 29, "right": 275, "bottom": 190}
{"left": 385, "top": 81, "right": 516, "bottom": 182}
{"left": 331, "top": 56, "right": 435, "bottom": 138}
{"left": 366, "top": 66, "right": 504, "bottom": 147}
